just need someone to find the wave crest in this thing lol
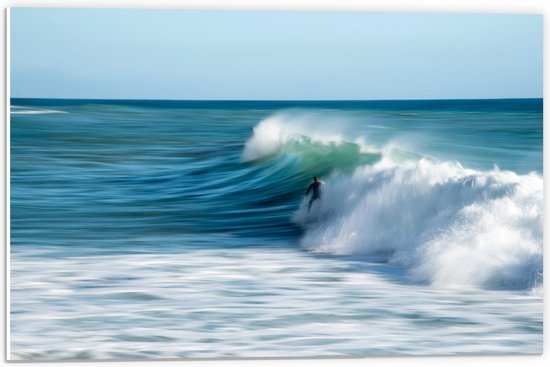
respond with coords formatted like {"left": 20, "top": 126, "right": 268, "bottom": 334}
{"left": 242, "top": 112, "right": 375, "bottom": 161}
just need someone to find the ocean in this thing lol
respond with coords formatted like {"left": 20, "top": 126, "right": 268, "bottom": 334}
{"left": 9, "top": 98, "right": 543, "bottom": 360}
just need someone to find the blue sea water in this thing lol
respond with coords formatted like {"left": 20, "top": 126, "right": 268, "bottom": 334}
{"left": 9, "top": 99, "right": 543, "bottom": 360}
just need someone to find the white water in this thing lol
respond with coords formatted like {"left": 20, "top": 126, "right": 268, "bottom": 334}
{"left": 294, "top": 157, "right": 543, "bottom": 291}
{"left": 10, "top": 247, "right": 543, "bottom": 360}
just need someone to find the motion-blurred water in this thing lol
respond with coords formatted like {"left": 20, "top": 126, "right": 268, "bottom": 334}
{"left": 10, "top": 99, "right": 543, "bottom": 359}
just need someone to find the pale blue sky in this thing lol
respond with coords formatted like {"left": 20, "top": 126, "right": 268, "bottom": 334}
{"left": 10, "top": 8, "right": 542, "bottom": 100}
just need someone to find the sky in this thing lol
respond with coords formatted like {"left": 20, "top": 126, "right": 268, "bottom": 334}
{"left": 9, "top": 8, "right": 543, "bottom": 100}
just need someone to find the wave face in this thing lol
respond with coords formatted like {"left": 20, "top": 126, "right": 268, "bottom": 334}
{"left": 242, "top": 112, "right": 543, "bottom": 291}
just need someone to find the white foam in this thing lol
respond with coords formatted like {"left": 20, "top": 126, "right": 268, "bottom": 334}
{"left": 10, "top": 247, "right": 542, "bottom": 359}
{"left": 294, "top": 157, "right": 543, "bottom": 290}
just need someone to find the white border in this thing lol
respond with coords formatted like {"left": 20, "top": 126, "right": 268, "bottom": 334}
{"left": 1, "top": 1, "right": 547, "bottom": 367}
{"left": 0, "top": 0, "right": 546, "bottom": 13}
{"left": 3, "top": 5, "right": 9, "bottom": 365}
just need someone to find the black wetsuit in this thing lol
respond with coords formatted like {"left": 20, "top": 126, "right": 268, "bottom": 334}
{"left": 306, "top": 181, "right": 321, "bottom": 211}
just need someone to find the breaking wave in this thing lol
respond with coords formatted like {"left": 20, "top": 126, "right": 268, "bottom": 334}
{"left": 243, "top": 112, "right": 543, "bottom": 291}
{"left": 293, "top": 158, "right": 542, "bottom": 291}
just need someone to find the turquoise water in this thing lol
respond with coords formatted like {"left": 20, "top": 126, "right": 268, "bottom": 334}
{"left": 10, "top": 99, "right": 543, "bottom": 359}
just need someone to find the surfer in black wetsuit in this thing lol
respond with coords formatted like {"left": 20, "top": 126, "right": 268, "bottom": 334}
{"left": 305, "top": 176, "right": 322, "bottom": 212}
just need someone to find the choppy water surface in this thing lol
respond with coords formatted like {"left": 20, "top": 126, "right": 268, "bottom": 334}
{"left": 10, "top": 99, "right": 543, "bottom": 359}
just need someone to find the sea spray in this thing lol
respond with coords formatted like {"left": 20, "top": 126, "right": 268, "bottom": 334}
{"left": 293, "top": 157, "right": 542, "bottom": 290}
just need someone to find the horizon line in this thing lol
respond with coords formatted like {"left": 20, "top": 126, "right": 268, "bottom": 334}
{"left": 10, "top": 97, "right": 543, "bottom": 102}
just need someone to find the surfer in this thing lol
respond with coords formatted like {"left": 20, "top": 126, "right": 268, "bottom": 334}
{"left": 305, "top": 176, "right": 322, "bottom": 212}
